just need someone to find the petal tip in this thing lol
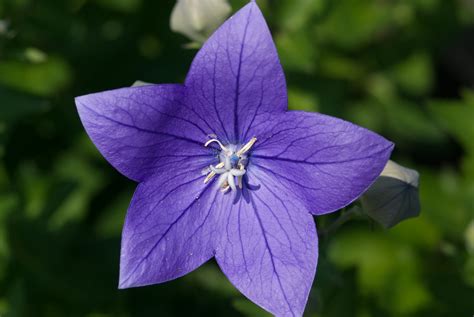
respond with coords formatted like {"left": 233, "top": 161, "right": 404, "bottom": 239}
{"left": 388, "top": 140, "right": 395, "bottom": 151}
{"left": 118, "top": 266, "right": 140, "bottom": 290}
{"left": 74, "top": 95, "right": 85, "bottom": 108}
{"left": 118, "top": 275, "right": 137, "bottom": 290}
{"left": 118, "top": 269, "right": 132, "bottom": 290}
{"left": 74, "top": 95, "right": 90, "bottom": 123}
{"left": 74, "top": 93, "right": 94, "bottom": 115}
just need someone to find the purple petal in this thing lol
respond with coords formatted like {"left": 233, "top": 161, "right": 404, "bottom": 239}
{"left": 215, "top": 167, "right": 317, "bottom": 317}
{"left": 119, "top": 157, "right": 223, "bottom": 288}
{"left": 75, "top": 84, "right": 212, "bottom": 182}
{"left": 249, "top": 111, "right": 394, "bottom": 215}
{"left": 185, "top": 2, "right": 287, "bottom": 143}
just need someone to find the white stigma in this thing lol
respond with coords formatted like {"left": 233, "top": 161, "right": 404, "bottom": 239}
{"left": 204, "top": 137, "right": 257, "bottom": 192}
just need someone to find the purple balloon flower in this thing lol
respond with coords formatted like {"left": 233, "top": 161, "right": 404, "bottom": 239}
{"left": 75, "top": 2, "right": 393, "bottom": 316}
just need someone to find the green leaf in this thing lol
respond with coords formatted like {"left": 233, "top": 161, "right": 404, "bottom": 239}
{"left": 349, "top": 97, "right": 447, "bottom": 146}
{"left": 94, "top": 190, "right": 131, "bottom": 237}
{"left": 276, "top": 31, "right": 316, "bottom": 73}
{"left": 0, "top": 57, "right": 71, "bottom": 97}
{"left": 288, "top": 88, "right": 319, "bottom": 111}
{"left": 318, "top": 54, "right": 365, "bottom": 81}
{"left": 187, "top": 265, "right": 238, "bottom": 296}
{"left": 429, "top": 90, "right": 474, "bottom": 153}
{"left": 390, "top": 52, "right": 434, "bottom": 96}
{"left": 48, "top": 149, "right": 106, "bottom": 229}
{"left": 419, "top": 168, "right": 472, "bottom": 237}
{"left": 329, "top": 228, "right": 432, "bottom": 314}
{"left": 389, "top": 216, "right": 441, "bottom": 250}
{"left": 384, "top": 100, "right": 446, "bottom": 145}
{"left": 95, "top": 0, "right": 142, "bottom": 13}
{"left": 386, "top": 272, "right": 431, "bottom": 314}
{"left": 316, "top": 0, "right": 392, "bottom": 49}
{"left": 463, "top": 255, "right": 474, "bottom": 287}
{"left": 0, "top": 87, "right": 49, "bottom": 122}
{"left": 232, "top": 298, "right": 272, "bottom": 317}
{"left": 465, "top": 221, "right": 474, "bottom": 255}
{"left": 0, "top": 192, "right": 15, "bottom": 280}
{"left": 276, "top": 0, "right": 324, "bottom": 31}
{"left": 409, "top": 0, "right": 440, "bottom": 11}
{"left": 329, "top": 229, "right": 398, "bottom": 293}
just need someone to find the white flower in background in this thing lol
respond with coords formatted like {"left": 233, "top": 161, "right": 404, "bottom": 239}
{"left": 131, "top": 80, "right": 152, "bottom": 87}
{"left": 380, "top": 160, "right": 419, "bottom": 187}
{"left": 0, "top": 20, "right": 9, "bottom": 35}
{"left": 170, "top": 0, "right": 231, "bottom": 43}
{"left": 0, "top": 19, "right": 15, "bottom": 38}
{"left": 466, "top": 220, "right": 474, "bottom": 254}
{"left": 361, "top": 160, "right": 421, "bottom": 228}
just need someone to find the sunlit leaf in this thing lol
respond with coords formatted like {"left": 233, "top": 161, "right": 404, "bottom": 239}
{"left": 329, "top": 228, "right": 431, "bottom": 314}
{"left": 288, "top": 88, "right": 319, "bottom": 112}
{"left": 463, "top": 255, "right": 474, "bottom": 287}
{"left": 429, "top": 90, "right": 474, "bottom": 153}
{"left": 276, "top": 0, "right": 324, "bottom": 31}
{"left": 389, "top": 216, "right": 441, "bottom": 249}
{"left": 316, "top": 0, "right": 392, "bottom": 49}
{"left": 466, "top": 221, "right": 474, "bottom": 255}
{"left": 419, "top": 168, "right": 471, "bottom": 237}
{"left": 390, "top": 52, "right": 434, "bottom": 96}
{"left": 0, "top": 57, "right": 71, "bottom": 97}
{"left": 276, "top": 31, "right": 316, "bottom": 73}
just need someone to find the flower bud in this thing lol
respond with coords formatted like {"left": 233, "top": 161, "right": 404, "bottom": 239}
{"left": 170, "top": 0, "right": 232, "bottom": 43}
{"left": 361, "top": 160, "right": 421, "bottom": 228}
{"left": 131, "top": 80, "right": 152, "bottom": 87}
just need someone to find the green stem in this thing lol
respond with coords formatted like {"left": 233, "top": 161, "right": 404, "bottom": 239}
{"left": 321, "top": 207, "right": 360, "bottom": 237}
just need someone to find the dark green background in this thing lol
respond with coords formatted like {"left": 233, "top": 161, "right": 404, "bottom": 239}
{"left": 1, "top": 0, "right": 473, "bottom": 316}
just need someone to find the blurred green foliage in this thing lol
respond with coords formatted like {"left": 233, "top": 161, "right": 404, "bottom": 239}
{"left": 0, "top": 0, "right": 473, "bottom": 316}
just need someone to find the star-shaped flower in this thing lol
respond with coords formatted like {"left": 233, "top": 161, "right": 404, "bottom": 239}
{"left": 75, "top": 2, "right": 393, "bottom": 316}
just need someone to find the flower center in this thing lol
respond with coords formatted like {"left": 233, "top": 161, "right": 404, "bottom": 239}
{"left": 204, "top": 137, "right": 257, "bottom": 192}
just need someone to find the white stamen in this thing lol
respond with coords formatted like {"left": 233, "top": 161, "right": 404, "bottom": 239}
{"left": 205, "top": 139, "right": 230, "bottom": 153}
{"left": 236, "top": 137, "right": 257, "bottom": 156}
{"left": 210, "top": 165, "right": 227, "bottom": 174}
{"left": 217, "top": 173, "right": 228, "bottom": 188}
{"left": 221, "top": 185, "right": 230, "bottom": 193}
{"left": 204, "top": 161, "right": 225, "bottom": 184}
{"left": 230, "top": 169, "right": 246, "bottom": 177}
{"left": 227, "top": 173, "right": 237, "bottom": 191}
{"left": 203, "top": 137, "right": 257, "bottom": 192}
